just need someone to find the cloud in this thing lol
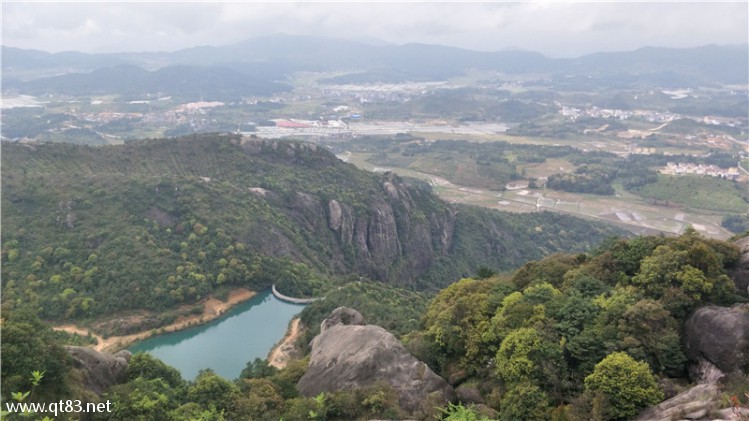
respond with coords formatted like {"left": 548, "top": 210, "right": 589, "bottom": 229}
{"left": 1, "top": 2, "right": 746, "bottom": 57}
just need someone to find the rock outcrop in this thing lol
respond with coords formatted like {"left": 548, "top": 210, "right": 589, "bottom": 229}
{"left": 65, "top": 346, "right": 131, "bottom": 395}
{"left": 235, "top": 138, "right": 462, "bottom": 284}
{"left": 634, "top": 383, "right": 720, "bottom": 421}
{"left": 297, "top": 307, "right": 455, "bottom": 415}
{"left": 683, "top": 303, "right": 749, "bottom": 378}
{"left": 635, "top": 382, "right": 749, "bottom": 421}
{"left": 319, "top": 306, "right": 365, "bottom": 330}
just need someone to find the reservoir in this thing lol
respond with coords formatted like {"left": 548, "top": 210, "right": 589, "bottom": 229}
{"left": 129, "top": 290, "right": 305, "bottom": 380}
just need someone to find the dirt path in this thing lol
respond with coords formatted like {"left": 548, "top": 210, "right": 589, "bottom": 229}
{"left": 54, "top": 288, "right": 257, "bottom": 353}
{"left": 268, "top": 318, "right": 301, "bottom": 369}
{"left": 55, "top": 325, "right": 108, "bottom": 351}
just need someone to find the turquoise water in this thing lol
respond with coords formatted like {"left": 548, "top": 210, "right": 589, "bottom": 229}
{"left": 129, "top": 290, "right": 305, "bottom": 380}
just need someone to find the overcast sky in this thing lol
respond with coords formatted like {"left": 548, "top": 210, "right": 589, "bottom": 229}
{"left": 2, "top": 2, "right": 747, "bottom": 58}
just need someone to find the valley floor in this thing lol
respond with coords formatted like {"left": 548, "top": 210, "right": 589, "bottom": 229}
{"left": 345, "top": 151, "right": 735, "bottom": 240}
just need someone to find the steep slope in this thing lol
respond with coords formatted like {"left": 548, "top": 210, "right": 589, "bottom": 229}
{"left": 1, "top": 134, "right": 619, "bottom": 320}
{"left": 402, "top": 232, "right": 744, "bottom": 420}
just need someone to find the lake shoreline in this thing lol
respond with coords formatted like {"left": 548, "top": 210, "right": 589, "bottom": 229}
{"left": 129, "top": 290, "right": 306, "bottom": 379}
{"left": 268, "top": 317, "right": 303, "bottom": 369}
{"left": 54, "top": 288, "right": 257, "bottom": 353}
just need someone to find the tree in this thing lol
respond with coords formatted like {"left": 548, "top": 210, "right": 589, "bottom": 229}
{"left": 500, "top": 383, "right": 550, "bottom": 421}
{"left": 584, "top": 352, "right": 663, "bottom": 420}
{"left": 495, "top": 326, "right": 566, "bottom": 394}
{"left": 685, "top": 241, "right": 722, "bottom": 278}
{"left": 422, "top": 278, "right": 493, "bottom": 369}
{"left": 554, "top": 292, "right": 599, "bottom": 339}
{"left": 106, "top": 377, "right": 174, "bottom": 421}
{"left": 631, "top": 245, "right": 687, "bottom": 298}
{"left": 127, "top": 353, "right": 184, "bottom": 389}
{"left": 474, "top": 266, "right": 497, "bottom": 280}
{"left": 1, "top": 310, "right": 72, "bottom": 402}
{"left": 617, "top": 300, "right": 685, "bottom": 376}
{"left": 237, "top": 378, "right": 284, "bottom": 418}
{"left": 512, "top": 254, "right": 580, "bottom": 289}
{"left": 187, "top": 370, "right": 240, "bottom": 414}
{"left": 608, "top": 236, "right": 662, "bottom": 277}
{"left": 567, "top": 326, "right": 610, "bottom": 376}
{"left": 240, "top": 358, "right": 278, "bottom": 380}
{"left": 168, "top": 403, "right": 225, "bottom": 421}
{"left": 721, "top": 214, "right": 749, "bottom": 234}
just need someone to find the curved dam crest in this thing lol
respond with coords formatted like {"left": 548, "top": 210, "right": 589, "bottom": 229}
{"left": 271, "top": 283, "right": 323, "bottom": 304}
{"left": 129, "top": 290, "right": 305, "bottom": 380}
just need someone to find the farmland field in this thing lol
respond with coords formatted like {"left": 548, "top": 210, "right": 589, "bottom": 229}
{"left": 344, "top": 147, "right": 739, "bottom": 239}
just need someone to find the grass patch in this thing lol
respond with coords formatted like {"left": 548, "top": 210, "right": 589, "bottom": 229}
{"left": 631, "top": 175, "right": 749, "bottom": 213}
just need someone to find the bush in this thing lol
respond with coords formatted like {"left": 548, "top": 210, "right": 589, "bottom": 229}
{"left": 584, "top": 352, "right": 663, "bottom": 420}
{"left": 500, "top": 383, "right": 550, "bottom": 421}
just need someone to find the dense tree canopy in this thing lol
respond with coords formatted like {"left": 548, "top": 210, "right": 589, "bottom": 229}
{"left": 1, "top": 230, "right": 745, "bottom": 420}
{"left": 405, "top": 231, "right": 744, "bottom": 420}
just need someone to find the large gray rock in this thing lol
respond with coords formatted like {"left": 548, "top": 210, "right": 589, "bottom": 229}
{"left": 635, "top": 382, "right": 749, "bottom": 421}
{"left": 688, "top": 358, "right": 725, "bottom": 385}
{"left": 65, "top": 346, "right": 131, "bottom": 395}
{"left": 634, "top": 383, "right": 719, "bottom": 421}
{"left": 320, "top": 306, "right": 365, "bottom": 331}
{"left": 297, "top": 307, "right": 454, "bottom": 415}
{"left": 683, "top": 303, "right": 749, "bottom": 377}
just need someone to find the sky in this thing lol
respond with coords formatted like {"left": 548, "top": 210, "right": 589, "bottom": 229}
{"left": 2, "top": 2, "right": 748, "bottom": 58}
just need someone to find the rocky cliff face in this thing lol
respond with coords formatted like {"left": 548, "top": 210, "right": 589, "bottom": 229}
{"left": 297, "top": 307, "right": 455, "bottom": 415}
{"left": 240, "top": 139, "right": 450, "bottom": 277}
{"left": 234, "top": 138, "right": 617, "bottom": 289}
{"left": 330, "top": 176, "right": 456, "bottom": 282}
{"left": 65, "top": 346, "right": 131, "bottom": 395}
{"left": 251, "top": 162, "right": 458, "bottom": 284}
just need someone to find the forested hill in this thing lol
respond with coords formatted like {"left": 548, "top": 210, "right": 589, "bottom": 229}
{"left": 2, "top": 231, "right": 745, "bottom": 420}
{"left": 1, "top": 134, "right": 619, "bottom": 320}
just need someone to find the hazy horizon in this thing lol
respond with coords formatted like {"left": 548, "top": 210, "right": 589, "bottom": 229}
{"left": 2, "top": 2, "right": 747, "bottom": 58}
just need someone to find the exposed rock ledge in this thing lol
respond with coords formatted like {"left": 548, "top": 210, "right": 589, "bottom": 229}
{"left": 66, "top": 346, "right": 131, "bottom": 395}
{"left": 297, "top": 307, "right": 455, "bottom": 415}
{"left": 635, "top": 382, "right": 749, "bottom": 421}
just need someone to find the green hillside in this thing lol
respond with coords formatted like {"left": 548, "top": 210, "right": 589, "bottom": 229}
{"left": 2, "top": 231, "right": 745, "bottom": 420}
{"left": 1, "top": 134, "right": 619, "bottom": 322}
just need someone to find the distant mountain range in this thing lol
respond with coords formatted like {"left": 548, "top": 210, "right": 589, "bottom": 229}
{"left": 2, "top": 35, "right": 747, "bottom": 100}
{"left": 4, "top": 64, "right": 290, "bottom": 100}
